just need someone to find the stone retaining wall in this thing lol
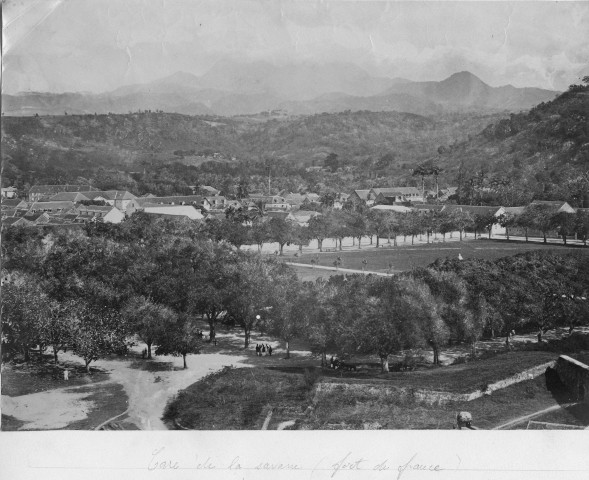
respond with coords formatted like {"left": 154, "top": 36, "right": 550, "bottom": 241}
{"left": 314, "top": 361, "right": 556, "bottom": 405}
{"left": 555, "top": 355, "right": 589, "bottom": 403}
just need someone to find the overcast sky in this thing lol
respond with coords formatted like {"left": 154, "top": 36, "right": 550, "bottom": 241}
{"left": 3, "top": 0, "right": 588, "bottom": 94}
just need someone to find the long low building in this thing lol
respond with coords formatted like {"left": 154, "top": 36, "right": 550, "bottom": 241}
{"left": 143, "top": 205, "right": 204, "bottom": 220}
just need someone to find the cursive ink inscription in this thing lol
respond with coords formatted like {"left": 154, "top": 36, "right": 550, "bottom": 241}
{"left": 148, "top": 447, "right": 180, "bottom": 471}
{"left": 195, "top": 455, "right": 216, "bottom": 470}
{"left": 331, "top": 452, "right": 367, "bottom": 478}
{"left": 255, "top": 461, "right": 300, "bottom": 470}
{"left": 397, "top": 454, "right": 441, "bottom": 480}
{"left": 228, "top": 456, "right": 242, "bottom": 470}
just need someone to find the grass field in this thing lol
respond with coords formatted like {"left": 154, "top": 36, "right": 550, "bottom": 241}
{"left": 163, "top": 350, "right": 578, "bottom": 430}
{"left": 290, "top": 239, "right": 589, "bottom": 281}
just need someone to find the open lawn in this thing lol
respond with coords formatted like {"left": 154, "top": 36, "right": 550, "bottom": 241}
{"left": 290, "top": 239, "right": 589, "bottom": 281}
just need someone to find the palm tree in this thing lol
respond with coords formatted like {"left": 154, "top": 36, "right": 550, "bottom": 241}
{"left": 430, "top": 164, "right": 444, "bottom": 201}
{"left": 413, "top": 164, "right": 433, "bottom": 204}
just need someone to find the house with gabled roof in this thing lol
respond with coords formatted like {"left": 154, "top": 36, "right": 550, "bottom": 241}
{"left": 333, "top": 193, "right": 350, "bottom": 210}
{"left": 1, "top": 186, "right": 18, "bottom": 199}
{"left": 73, "top": 205, "right": 125, "bottom": 224}
{"left": 23, "top": 212, "right": 50, "bottom": 225}
{"left": 28, "top": 184, "right": 97, "bottom": 202}
{"left": 371, "top": 186, "right": 422, "bottom": 204}
{"left": 287, "top": 210, "right": 322, "bottom": 226}
{"left": 349, "top": 189, "right": 372, "bottom": 205}
{"left": 2, "top": 216, "right": 31, "bottom": 228}
{"left": 1, "top": 198, "right": 28, "bottom": 210}
{"left": 248, "top": 194, "right": 290, "bottom": 211}
{"left": 28, "top": 201, "right": 76, "bottom": 214}
{"left": 285, "top": 193, "right": 305, "bottom": 209}
{"left": 190, "top": 185, "right": 221, "bottom": 196}
{"left": 529, "top": 200, "right": 575, "bottom": 213}
{"left": 437, "top": 187, "right": 458, "bottom": 202}
{"left": 205, "top": 196, "right": 227, "bottom": 210}
{"left": 49, "top": 192, "right": 91, "bottom": 202}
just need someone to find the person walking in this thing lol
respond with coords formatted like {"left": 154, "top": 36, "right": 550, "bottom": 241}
{"left": 268, "top": 345, "right": 273, "bottom": 356}
{"left": 255, "top": 344, "right": 260, "bottom": 356}
{"left": 261, "top": 344, "right": 266, "bottom": 355}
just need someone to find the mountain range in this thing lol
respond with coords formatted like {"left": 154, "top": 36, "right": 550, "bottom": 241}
{"left": 2, "top": 61, "right": 559, "bottom": 117}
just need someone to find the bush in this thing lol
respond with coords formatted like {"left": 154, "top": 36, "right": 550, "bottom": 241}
{"left": 302, "top": 367, "right": 321, "bottom": 390}
{"left": 545, "top": 333, "right": 589, "bottom": 353}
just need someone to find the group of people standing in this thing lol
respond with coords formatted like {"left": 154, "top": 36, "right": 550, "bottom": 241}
{"left": 255, "top": 344, "right": 273, "bottom": 356}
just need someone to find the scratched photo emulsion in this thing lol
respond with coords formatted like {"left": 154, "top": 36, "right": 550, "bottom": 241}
{"left": 2, "top": 0, "right": 589, "bottom": 434}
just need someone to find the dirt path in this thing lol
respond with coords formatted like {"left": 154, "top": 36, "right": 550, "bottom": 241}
{"left": 101, "top": 351, "right": 250, "bottom": 430}
{"left": 492, "top": 404, "right": 574, "bottom": 430}
{"left": 3, "top": 346, "right": 250, "bottom": 431}
{"left": 286, "top": 262, "right": 395, "bottom": 276}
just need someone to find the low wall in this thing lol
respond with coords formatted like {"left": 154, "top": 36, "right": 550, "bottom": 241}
{"left": 555, "top": 355, "right": 589, "bottom": 403}
{"left": 314, "top": 361, "right": 556, "bottom": 406}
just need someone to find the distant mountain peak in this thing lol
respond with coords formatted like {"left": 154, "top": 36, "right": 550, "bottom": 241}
{"left": 443, "top": 71, "right": 488, "bottom": 86}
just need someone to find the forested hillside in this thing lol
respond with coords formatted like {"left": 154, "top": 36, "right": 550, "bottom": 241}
{"left": 2, "top": 82, "right": 587, "bottom": 203}
{"left": 1, "top": 110, "right": 501, "bottom": 195}
{"left": 436, "top": 85, "right": 589, "bottom": 206}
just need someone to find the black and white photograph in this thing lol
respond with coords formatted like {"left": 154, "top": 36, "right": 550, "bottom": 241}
{"left": 2, "top": 0, "right": 589, "bottom": 446}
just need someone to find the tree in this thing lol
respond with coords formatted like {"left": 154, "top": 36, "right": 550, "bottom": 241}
{"left": 404, "top": 279, "right": 449, "bottom": 365}
{"left": 267, "top": 273, "right": 304, "bottom": 359}
{"left": 40, "top": 299, "right": 78, "bottom": 364}
{"left": 292, "top": 224, "right": 311, "bottom": 254}
{"left": 520, "top": 204, "right": 556, "bottom": 243}
{"left": 552, "top": 211, "right": 575, "bottom": 245}
{"left": 348, "top": 277, "right": 419, "bottom": 372}
{"left": 71, "top": 305, "right": 129, "bottom": 373}
{"left": 123, "top": 296, "right": 173, "bottom": 359}
{"left": 575, "top": 209, "right": 589, "bottom": 245}
{"left": 416, "top": 269, "right": 484, "bottom": 356}
{"left": 225, "top": 255, "right": 276, "bottom": 348}
{"left": 436, "top": 211, "right": 456, "bottom": 242}
{"left": 448, "top": 209, "right": 473, "bottom": 241}
{"left": 304, "top": 280, "right": 342, "bottom": 366}
{"left": 308, "top": 214, "right": 330, "bottom": 252}
{"left": 155, "top": 314, "right": 202, "bottom": 369}
{"left": 1, "top": 272, "right": 47, "bottom": 362}
{"left": 267, "top": 217, "right": 296, "bottom": 255}
{"left": 346, "top": 212, "right": 368, "bottom": 248}
{"left": 367, "top": 209, "right": 391, "bottom": 248}
{"left": 473, "top": 211, "right": 497, "bottom": 239}
{"left": 430, "top": 164, "right": 444, "bottom": 201}
{"left": 496, "top": 212, "right": 517, "bottom": 240}
{"left": 412, "top": 164, "right": 433, "bottom": 204}
{"left": 249, "top": 218, "right": 270, "bottom": 252}
{"left": 324, "top": 153, "right": 339, "bottom": 172}
{"left": 189, "top": 244, "right": 236, "bottom": 343}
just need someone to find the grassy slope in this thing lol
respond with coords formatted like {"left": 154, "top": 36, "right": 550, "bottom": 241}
{"left": 163, "top": 350, "right": 561, "bottom": 430}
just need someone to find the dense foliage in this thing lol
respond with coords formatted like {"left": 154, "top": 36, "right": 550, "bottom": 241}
{"left": 3, "top": 215, "right": 587, "bottom": 373}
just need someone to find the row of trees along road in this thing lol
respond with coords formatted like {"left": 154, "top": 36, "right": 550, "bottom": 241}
{"left": 2, "top": 214, "right": 588, "bottom": 372}
{"left": 206, "top": 203, "right": 589, "bottom": 256}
